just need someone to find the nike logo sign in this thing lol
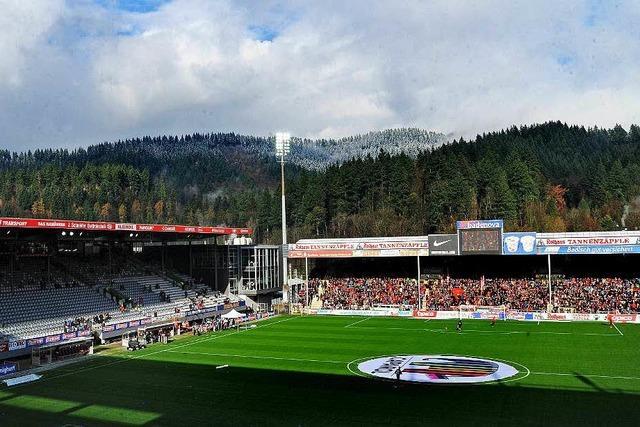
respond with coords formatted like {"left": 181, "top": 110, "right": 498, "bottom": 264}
{"left": 433, "top": 240, "right": 451, "bottom": 247}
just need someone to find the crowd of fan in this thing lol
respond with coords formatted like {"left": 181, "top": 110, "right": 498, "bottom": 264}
{"left": 553, "top": 277, "right": 639, "bottom": 314}
{"left": 423, "top": 278, "right": 548, "bottom": 311}
{"left": 316, "top": 277, "right": 419, "bottom": 310}
{"left": 63, "top": 317, "right": 91, "bottom": 333}
{"left": 297, "top": 279, "right": 319, "bottom": 304}
{"left": 53, "top": 342, "right": 91, "bottom": 360}
{"left": 191, "top": 315, "right": 238, "bottom": 335}
{"left": 91, "top": 312, "right": 112, "bottom": 326}
{"left": 313, "top": 276, "right": 640, "bottom": 313}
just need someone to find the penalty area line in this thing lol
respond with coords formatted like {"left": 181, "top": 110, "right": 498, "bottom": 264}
{"left": 344, "top": 317, "right": 372, "bottom": 328}
{"left": 613, "top": 322, "right": 624, "bottom": 336}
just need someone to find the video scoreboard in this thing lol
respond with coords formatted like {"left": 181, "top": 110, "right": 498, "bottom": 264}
{"left": 456, "top": 220, "right": 503, "bottom": 255}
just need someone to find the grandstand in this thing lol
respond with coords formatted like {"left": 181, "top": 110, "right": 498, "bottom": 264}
{"left": 0, "top": 258, "right": 226, "bottom": 341}
{"left": 288, "top": 221, "right": 640, "bottom": 321}
{"left": 0, "top": 217, "right": 258, "bottom": 362}
{"left": 307, "top": 275, "right": 639, "bottom": 314}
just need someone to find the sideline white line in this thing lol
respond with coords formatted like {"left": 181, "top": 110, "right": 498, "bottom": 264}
{"left": 9, "top": 316, "right": 297, "bottom": 388}
{"left": 347, "top": 325, "right": 619, "bottom": 337}
{"left": 531, "top": 372, "right": 640, "bottom": 381}
{"left": 427, "top": 328, "right": 619, "bottom": 337}
{"left": 613, "top": 322, "right": 624, "bottom": 336}
{"left": 166, "top": 350, "right": 347, "bottom": 364}
{"left": 344, "top": 317, "right": 371, "bottom": 328}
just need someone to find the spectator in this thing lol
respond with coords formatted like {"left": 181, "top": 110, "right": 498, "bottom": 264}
{"left": 314, "top": 276, "right": 640, "bottom": 313}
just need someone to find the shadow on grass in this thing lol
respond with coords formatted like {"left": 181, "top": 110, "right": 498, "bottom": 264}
{"left": 575, "top": 372, "right": 608, "bottom": 393}
{"left": 0, "top": 353, "right": 639, "bottom": 427}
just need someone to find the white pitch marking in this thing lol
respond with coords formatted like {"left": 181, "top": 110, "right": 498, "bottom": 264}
{"left": 425, "top": 328, "right": 619, "bottom": 337}
{"left": 346, "top": 325, "right": 619, "bottom": 337}
{"left": 531, "top": 372, "right": 640, "bottom": 381}
{"left": 167, "top": 350, "right": 347, "bottom": 364}
{"left": 10, "top": 316, "right": 297, "bottom": 388}
{"left": 344, "top": 317, "right": 372, "bottom": 328}
{"left": 612, "top": 322, "right": 624, "bottom": 336}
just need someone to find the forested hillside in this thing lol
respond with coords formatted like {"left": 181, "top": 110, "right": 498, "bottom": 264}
{"left": 286, "top": 122, "right": 640, "bottom": 242}
{"left": 0, "top": 122, "right": 639, "bottom": 243}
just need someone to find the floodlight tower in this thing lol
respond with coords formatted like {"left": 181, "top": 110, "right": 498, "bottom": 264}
{"left": 275, "top": 132, "right": 291, "bottom": 302}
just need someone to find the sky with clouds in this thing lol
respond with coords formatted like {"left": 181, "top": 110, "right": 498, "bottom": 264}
{"left": 1, "top": 0, "right": 639, "bottom": 151}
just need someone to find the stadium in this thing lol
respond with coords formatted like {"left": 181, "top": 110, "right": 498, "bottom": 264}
{"left": 4, "top": 2, "right": 640, "bottom": 426}
{"left": 0, "top": 217, "right": 639, "bottom": 426}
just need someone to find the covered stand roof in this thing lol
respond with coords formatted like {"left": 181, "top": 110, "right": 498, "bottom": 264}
{"left": 0, "top": 217, "right": 251, "bottom": 237}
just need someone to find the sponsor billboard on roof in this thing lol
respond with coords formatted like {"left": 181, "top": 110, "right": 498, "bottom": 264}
{"left": 502, "top": 232, "right": 537, "bottom": 255}
{"left": 537, "top": 245, "right": 640, "bottom": 255}
{"left": 428, "top": 234, "right": 459, "bottom": 256}
{"left": 0, "top": 217, "right": 251, "bottom": 236}
{"left": 456, "top": 220, "right": 503, "bottom": 230}
{"left": 288, "top": 237, "right": 429, "bottom": 258}
{"left": 536, "top": 232, "right": 640, "bottom": 255}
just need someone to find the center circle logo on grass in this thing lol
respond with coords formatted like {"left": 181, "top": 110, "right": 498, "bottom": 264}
{"left": 357, "top": 355, "right": 519, "bottom": 384}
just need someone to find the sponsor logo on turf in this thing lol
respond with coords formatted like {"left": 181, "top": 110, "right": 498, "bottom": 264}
{"left": 358, "top": 355, "right": 518, "bottom": 384}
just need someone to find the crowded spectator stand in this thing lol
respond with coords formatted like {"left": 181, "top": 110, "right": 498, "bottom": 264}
{"left": 288, "top": 223, "right": 640, "bottom": 318}
{"left": 304, "top": 275, "right": 639, "bottom": 315}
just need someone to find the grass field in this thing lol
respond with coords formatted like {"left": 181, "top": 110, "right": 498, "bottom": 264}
{"left": 1, "top": 315, "right": 640, "bottom": 426}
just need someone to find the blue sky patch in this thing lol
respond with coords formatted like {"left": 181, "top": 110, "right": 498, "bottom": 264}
{"left": 584, "top": 0, "right": 620, "bottom": 27}
{"left": 556, "top": 54, "right": 575, "bottom": 67}
{"left": 248, "top": 25, "right": 279, "bottom": 42}
{"left": 95, "top": 0, "right": 171, "bottom": 14}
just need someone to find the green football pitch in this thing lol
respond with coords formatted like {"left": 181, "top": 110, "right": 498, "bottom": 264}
{"left": 1, "top": 315, "right": 640, "bottom": 426}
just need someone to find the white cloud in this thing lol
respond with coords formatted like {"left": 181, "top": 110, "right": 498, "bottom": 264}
{"left": 0, "top": 0, "right": 65, "bottom": 86}
{"left": 1, "top": 0, "right": 640, "bottom": 150}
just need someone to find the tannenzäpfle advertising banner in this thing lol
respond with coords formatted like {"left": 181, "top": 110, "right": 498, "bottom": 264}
{"left": 536, "top": 234, "right": 640, "bottom": 255}
{"left": 288, "top": 238, "right": 430, "bottom": 259}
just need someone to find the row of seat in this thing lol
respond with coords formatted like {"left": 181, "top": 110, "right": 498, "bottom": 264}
{"left": 0, "top": 256, "right": 233, "bottom": 341}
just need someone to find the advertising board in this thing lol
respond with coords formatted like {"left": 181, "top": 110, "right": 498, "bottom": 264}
{"left": 456, "top": 220, "right": 503, "bottom": 229}
{"left": 428, "top": 234, "right": 459, "bottom": 256}
{"left": 0, "top": 217, "right": 251, "bottom": 236}
{"left": 536, "top": 233, "right": 640, "bottom": 255}
{"left": 288, "top": 238, "right": 429, "bottom": 259}
{"left": 502, "top": 232, "right": 537, "bottom": 255}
